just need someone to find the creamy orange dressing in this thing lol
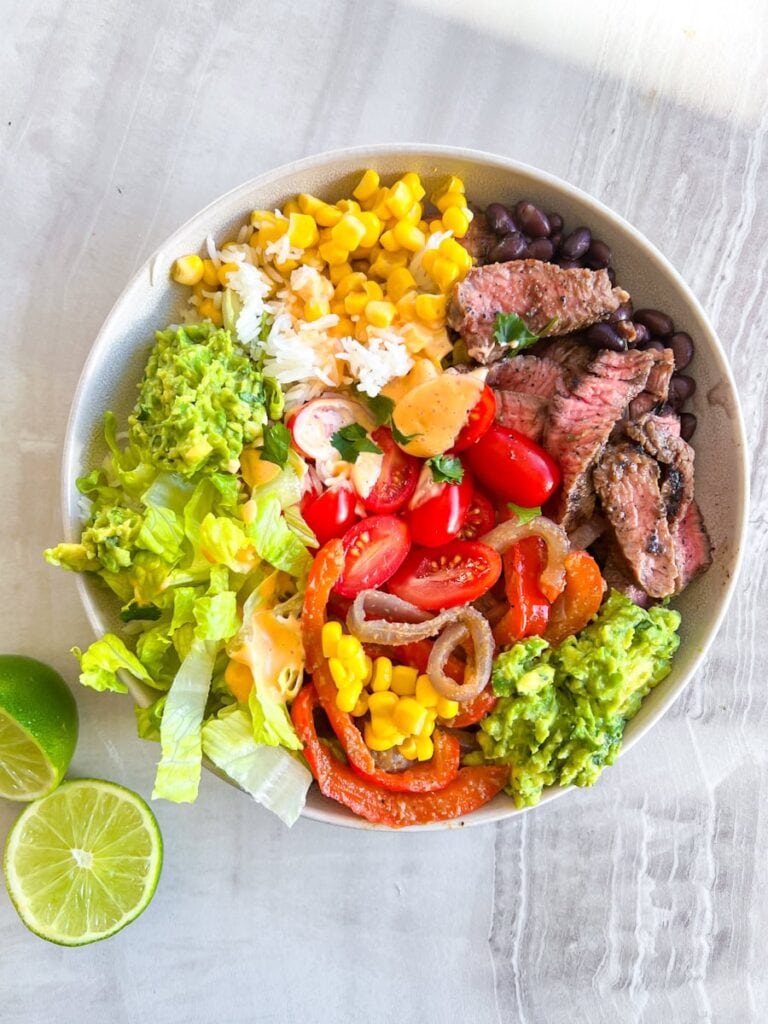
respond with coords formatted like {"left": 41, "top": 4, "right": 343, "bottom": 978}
{"left": 392, "top": 373, "right": 485, "bottom": 458}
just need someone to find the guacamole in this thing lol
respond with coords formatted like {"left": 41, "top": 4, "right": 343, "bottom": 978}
{"left": 474, "top": 592, "right": 682, "bottom": 807}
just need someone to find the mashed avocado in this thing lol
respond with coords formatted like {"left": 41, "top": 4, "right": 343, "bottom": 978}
{"left": 128, "top": 323, "right": 268, "bottom": 477}
{"left": 474, "top": 592, "right": 681, "bottom": 807}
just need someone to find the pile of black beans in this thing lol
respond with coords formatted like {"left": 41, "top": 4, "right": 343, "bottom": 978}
{"left": 482, "top": 198, "right": 698, "bottom": 440}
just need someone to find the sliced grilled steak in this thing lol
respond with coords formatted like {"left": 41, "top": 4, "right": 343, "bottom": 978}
{"left": 645, "top": 348, "right": 675, "bottom": 401}
{"left": 486, "top": 354, "right": 563, "bottom": 400}
{"left": 602, "top": 545, "right": 652, "bottom": 608}
{"left": 448, "top": 260, "right": 629, "bottom": 364}
{"left": 673, "top": 500, "right": 712, "bottom": 592}
{"left": 567, "top": 514, "right": 607, "bottom": 551}
{"left": 544, "top": 348, "right": 655, "bottom": 530}
{"left": 593, "top": 441, "right": 678, "bottom": 599}
{"left": 494, "top": 391, "right": 548, "bottom": 442}
{"left": 459, "top": 211, "right": 497, "bottom": 264}
{"left": 626, "top": 412, "right": 694, "bottom": 526}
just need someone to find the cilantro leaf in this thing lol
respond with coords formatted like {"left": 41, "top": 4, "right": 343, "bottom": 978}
{"left": 330, "top": 423, "right": 383, "bottom": 463}
{"left": 427, "top": 454, "right": 464, "bottom": 484}
{"left": 493, "top": 312, "right": 558, "bottom": 353}
{"left": 506, "top": 502, "right": 541, "bottom": 524}
{"left": 390, "top": 419, "right": 419, "bottom": 447}
{"left": 356, "top": 389, "right": 420, "bottom": 446}
{"left": 260, "top": 422, "right": 291, "bottom": 467}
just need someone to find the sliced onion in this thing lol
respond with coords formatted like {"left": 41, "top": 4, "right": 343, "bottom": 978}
{"left": 347, "top": 590, "right": 448, "bottom": 644}
{"left": 427, "top": 608, "right": 494, "bottom": 703}
{"left": 480, "top": 516, "right": 569, "bottom": 601}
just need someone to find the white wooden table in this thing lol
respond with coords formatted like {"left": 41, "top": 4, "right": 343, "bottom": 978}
{"left": 2, "top": 2, "right": 765, "bottom": 1021}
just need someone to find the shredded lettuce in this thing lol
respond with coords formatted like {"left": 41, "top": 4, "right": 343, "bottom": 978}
{"left": 73, "top": 633, "right": 159, "bottom": 694}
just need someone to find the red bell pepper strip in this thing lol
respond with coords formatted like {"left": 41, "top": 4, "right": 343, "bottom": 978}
{"left": 543, "top": 550, "right": 605, "bottom": 647}
{"left": 301, "top": 541, "right": 461, "bottom": 793}
{"left": 452, "top": 687, "right": 498, "bottom": 727}
{"left": 292, "top": 684, "right": 509, "bottom": 827}
{"left": 493, "top": 536, "right": 550, "bottom": 647}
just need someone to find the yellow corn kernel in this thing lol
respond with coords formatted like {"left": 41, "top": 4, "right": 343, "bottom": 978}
{"left": 198, "top": 298, "right": 223, "bottom": 326}
{"left": 361, "top": 655, "right": 373, "bottom": 685}
{"left": 299, "top": 197, "right": 342, "bottom": 227}
{"left": 401, "top": 202, "right": 424, "bottom": 226}
{"left": 365, "top": 299, "right": 396, "bottom": 328}
{"left": 216, "top": 261, "right": 239, "bottom": 287}
{"left": 415, "top": 673, "right": 439, "bottom": 708}
{"left": 287, "top": 212, "right": 319, "bottom": 249}
{"left": 328, "top": 657, "right": 349, "bottom": 689}
{"left": 357, "top": 211, "right": 382, "bottom": 248}
{"left": 344, "top": 291, "right": 369, "bottom": 316}
{"left": 414, "top": 733, "right": 434, "bottom": 761}
{"left": 402, "top": 172, "right": 426, "bottom": 202}
{"left": 336, "top": 684, "right": 362, "bottom": 713}
{"left": 369, "top": 251, "right": 409, "bottom": 280}
{"left": 250, "top": 209, "right": 281, "bottom": 227}
{"left": 334, "top": 271, "right": 367, "bottom": 298}
{"left": 321, "top": 621, "right": 343, "bottom": 659}
{"left": 192, "top": 281, "right": 206, "bottom": 301}
{"left": 331, "top": 214, "right": 367, "bottom": 251}
{"left": 436, "top": 696, "right": 460, "bottom": 720}
{"left": 274, "top": 258, "right": 299, "bottom": 275}
{"left": 370, "top": 715, "right": 401, "bottom": 740}
{"left": 439, "top": 237, "right": 473, "bottom": 271}
{"left": 421, "top": 249, "right": 438, "bottom": 275}
{"left": 326, "top": 261, "right": 351, "bottom": 285}
{"left": 423, "top": 708, "right": 438, "bottom": 733}
{"left": 318, "top": 241, "right": 350, "bottom": 266}
{"left": 240, "top": 448, "right": 280, "bottom": 489}
{"left": 282, "top": 198, "right": 301, "bottom": 216}
{"left": 352, "top": 692, "right": 369, "bottom": 717}
{"left": 436, "top": 190, "right": 468, "bottom": 214}
{"left": 336, "top": 198, "right": 362, "bottom": 215}
{"left": 353, "top": 319, "right": 369, "bottom": 342}
{"left": 386, "top": 266, "right": 417, "bottom": 303}
{"left": 428, "top": 220, "right": 444, "bottom": 235}
{"left": 430, "top": 256, "right": 460, "bottom": 293}
{"left": 378, "top": 229, "right": 400, "bottom": 253}
{"left": 396, "top": 291, "right": 418, "bottom": 321}
{"left": 353, "top": 169, "right": 381, "bottom": 202}
{"left": 336, "top": 633, "right": 362, "bottom": 663}
{"left": 257, "top": 218, "right": 289, "bottom": 246}
{"left": 393, "top": 697, "right": 428, "bottom": 737}
{"left": 402, "top": 322, "right": 434, "bottom": 354}
{"left": 442, "top": 205, "right": 471, "bottom": 238}
{"left": 432, "top": 175, "right": 465, "bottom": 201}
{"left": 392, "top": 221, "right": 426, "bottom": 253}
{"left": 390, "top": 665, "right": 419, "bottom": 696}
{"left": 304, "top": 299, "right": 330, "bottom": 322}
{"left": 386, "top": 180, "right": 414, "bottom": 219}
{"left": 362, "top": 279, "right": 384, "bottom": 301}
{"left": 416, "top": 293, "right": 447, "bottom": 322}
{"left": 371, "top": 657, "right": 393, "bottom": 692}
{"left": 363, "top": 722, "right": 402, "bottom": 751}
{"left": 172, "top": 254, "right": 204, "bottom": 286}
{"left": 398, "top": 736, "right": 418, "bottom": 760}
{"left": 202, "top": 258, "right": 219, "bottom": 287}
{"left": 298, "top": 193, "right": 323, "bottom": 216}
{"left": 330, "top": 316, "right": 356, "bottom": 338}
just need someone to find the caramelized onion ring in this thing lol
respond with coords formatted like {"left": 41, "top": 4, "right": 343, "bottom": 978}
{"left": 426, "top": 609, "right": 494, "bottom": 703}
{"left": 347, "top": 591, "right": 453, "bottom": 645}
{"left": 480, "top": 516, "right": 569, "bottom": 601}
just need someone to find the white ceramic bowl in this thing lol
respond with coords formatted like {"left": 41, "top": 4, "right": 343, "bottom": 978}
{"left": 61, "top": 145, "right": 748, "bottom": 830}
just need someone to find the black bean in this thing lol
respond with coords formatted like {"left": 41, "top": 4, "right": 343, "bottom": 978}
{"left": 680, "top": 413, "right": 697, "bottom": 441}
{"left": 669, "top": 374, "right": 697, "bottom": 404}
{"left": 632, "top": 323, "right": 651, "bottom": 346}
{"left": 515, "top": 201, "right": 551, "bottom": 238}
{"left": 526, "top": 238, "right": 554, "bottom": 261}
{"left": 640, "top": 337, "right": 666, "bottom": 353}
{"left": 547, "top": 212, "right": 564, "bottom": 234}
{"left": 609, "top": 301, "right": 634, "bottom": 324}
{"left": 669, "top": 331, "right": 694, "bottom": 371}
{"left": 561, "top": 227, "right": 592, "bottom": 261}
{"left": 634, "top": 308, "right": 674, "bottom": 337}
{"left": 549, "top": 232, "right": 563, "bottom": 254}
{"left": 490, "top": 232, "right": 527, "bottom": 263}
{"left": 557, "top": 258, "right": 584, "bottom": 270}
{"left": 486, "top": 203, "right": 517, "bottom": 237}
{"left": 585, "top": 239, "right": 612, "bottom": 269}
{"left": 584, "top": 322, "right": 627, "bottom": 352}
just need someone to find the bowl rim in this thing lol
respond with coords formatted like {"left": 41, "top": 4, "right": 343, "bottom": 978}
{"left": 61, "top": 143, "right": 749, "bottom": 831}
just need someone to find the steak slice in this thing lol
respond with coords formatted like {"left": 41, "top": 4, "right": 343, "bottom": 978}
{"left": 448, "top": 260, "right": 629, "bottom": 364}
{"left": 486, "top": 354, "right": 563, "bottom": 400}
{"left": 645, "top": 348, "right": 675, "bottom": 401}
{"left": 626, "top": 412, "right": 694, "bottom": 526}
{"left": 593, "top": 441, "right": 678, "bottom": 599}
{"left": 672, "top": 500, "right": 712, "bottom": 592}
{"left": 459, "top": 211, "right": 497, "bottom": 264}
{"left": 602, "top": 545, "right": 652, "bottom": 608}
{"left": 494, "top": 391, "right": 548, "bottom": 442}
{"left": 544, "top": 348, "right": 655, "bottom": 530}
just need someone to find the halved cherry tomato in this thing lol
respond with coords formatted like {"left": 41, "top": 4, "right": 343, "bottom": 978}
{"left": 388, "top": 539, "right": 502, "bottom": 611}
{"left": 407, "top": 463, "right": 474, "bottom": 548}
{"left": 493, "top": 536, "right": 550, "bottom": 647}
{"left": 451, "top": 383, "right": 496, "bottom": 452}
{"left": 303, "top": 486, "right": 359, "bottom": 547}
{"left": 335, "top": 515, "right": 411, "bottom": 598}
{"left": 464, "top": 423, "right": 561, "bottom": 507}
{"left": 362, "top": 427, "right": 419, "bottom": 514}
{"left": 289, "top": 397, "right": 374, "bottom": 463}
{"left": 458, "top": 491, "right": 496, "bottom": 541}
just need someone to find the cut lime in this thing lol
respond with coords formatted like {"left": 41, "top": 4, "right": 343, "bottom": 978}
{"left": 0, "top": 655, "right": 78, "bottom": 801}
{"left": 4, "top": 778, "right": 163, "bottom": 945}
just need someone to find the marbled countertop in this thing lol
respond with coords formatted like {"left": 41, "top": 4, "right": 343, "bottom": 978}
{"left": 2, "top": 2, "right": 766, "bottom": 1021}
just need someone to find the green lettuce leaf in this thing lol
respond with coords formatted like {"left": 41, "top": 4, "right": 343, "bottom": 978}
{"left": 73, "top": 633, "right": 159, "bottom": 694}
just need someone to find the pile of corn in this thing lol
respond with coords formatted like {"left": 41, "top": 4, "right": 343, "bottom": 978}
{"left": 171, "top": 170, "right": 474, "bottom": 353}
{"left": 321, "top": 621, "right": 459, "bottom": 762}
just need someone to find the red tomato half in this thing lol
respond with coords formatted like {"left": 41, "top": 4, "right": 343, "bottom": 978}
{"left": 463, "top": 424, "right": 560, "bottom": 506}
{"left": 407, "top": 464, "right": 474, "bottom": 548}
{"left": 303, "top": 486, "right": 359, "bottom": 548}
{"left": 335, "top": 515, "right": 411, "bottom": 598}
{"left": 451, "top": 383, "right": 496, "bottom": 452}
{"left": 387, "top": 540, "right": 502, "bottom": 611}
{"left": 362, "top": 427, "right": 420, "bottom": 514}
{"left": 458, "top": 491, "right": 496, "bottom": 541}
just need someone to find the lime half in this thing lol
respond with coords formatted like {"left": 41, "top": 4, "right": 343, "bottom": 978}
{"left": 0, "top": 655, "right": 78, "bottom": 801}
{"left": 4, "top": 779, "right": 163, "bottom": 945}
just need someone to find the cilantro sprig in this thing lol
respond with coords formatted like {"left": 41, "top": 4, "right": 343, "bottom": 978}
{"left": 426, "top": 454, "right": 464, "bottom": 484}
{"left": 357, "top": 390, "right": 419, "bottom": 447}
{"left": 330, "top": 423, "right": 383, "bottom": 463}
{"left": 493, "top": 312, "right": 558, "bottom": 353}
{"left": 260, "top": 422, "right": 291, "bottom": 468}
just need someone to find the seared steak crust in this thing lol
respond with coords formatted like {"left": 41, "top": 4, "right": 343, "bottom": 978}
{"left": 673, "top": 500, "right": 712, "bottom": 591}
{"left": 626, "top": 413, "right": 695, "bottom": 527}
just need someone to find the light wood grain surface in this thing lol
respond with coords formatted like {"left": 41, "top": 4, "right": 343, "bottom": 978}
{"left": 1, "top": 2, "right": 765, "bottom": 1021}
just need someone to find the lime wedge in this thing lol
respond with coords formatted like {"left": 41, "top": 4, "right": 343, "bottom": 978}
{"left": 0, "top": 655, "right": 78, "bottom": 801}
{"left": 4, "top": 779, "right": 163, "bottom": 945}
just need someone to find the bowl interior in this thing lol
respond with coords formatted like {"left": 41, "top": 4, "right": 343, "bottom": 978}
{"left": 63, "top": 146, "right": 747, "bottom": 830}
